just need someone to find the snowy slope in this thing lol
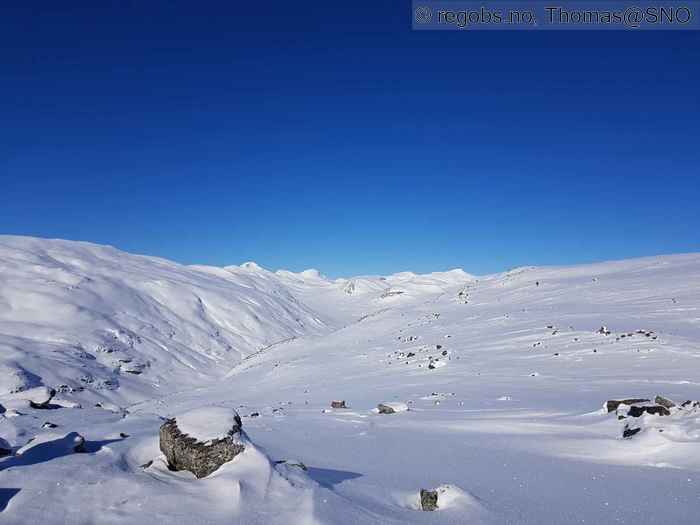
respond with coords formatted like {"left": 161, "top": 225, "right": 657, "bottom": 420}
{"left": 0, "top": 235, "right": 327, "bottom": 406}
{"left": 2, "top": 237, "right": 700, "bottom": 524}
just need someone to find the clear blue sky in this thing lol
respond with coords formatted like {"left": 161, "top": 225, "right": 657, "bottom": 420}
{"left": 2, "top": 2, "right": 699, "bottom": 276}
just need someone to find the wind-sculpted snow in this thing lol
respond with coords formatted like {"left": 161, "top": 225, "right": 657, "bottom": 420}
{"left": 2, "top": 237, "right": 700, "bottom": 524}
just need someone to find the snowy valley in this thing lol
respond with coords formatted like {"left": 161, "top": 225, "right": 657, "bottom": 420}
{"left": 2, "top": 235, "right": 700, "bottom": 524}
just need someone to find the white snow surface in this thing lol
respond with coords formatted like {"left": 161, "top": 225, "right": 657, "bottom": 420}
{"left": 2, "top": 235, "right": 700, "bottom": 524}
{"left": 174, "top": 407, "right": 241, "bottom": 443}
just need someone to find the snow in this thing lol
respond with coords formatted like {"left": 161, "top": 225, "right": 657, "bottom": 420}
{"left": 2, "top": 235, "right": 700, "bottom": 523}
{"left": 175, "top": 407, "right": 241, "bottom": 443}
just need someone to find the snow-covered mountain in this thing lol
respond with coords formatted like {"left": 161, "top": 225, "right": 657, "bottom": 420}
{"left": 0, "top": 236, "right": 327, "bottom": 405}
{"left": 2, "top": 236, "right": 700, "bottom": 524}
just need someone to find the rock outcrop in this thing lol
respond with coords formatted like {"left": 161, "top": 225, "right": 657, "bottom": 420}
{"left": 605, "top": 398, "right": 650, "bottom": 413}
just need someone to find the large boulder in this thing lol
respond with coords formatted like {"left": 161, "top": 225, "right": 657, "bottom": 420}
{"left": 159, "top": 407, "right": 245, "bottom": 479}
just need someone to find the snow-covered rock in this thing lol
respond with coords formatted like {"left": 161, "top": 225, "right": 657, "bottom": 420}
{"left": 160, "top": 407, "right": 245, "bottom": 478}
{"left": 377, "top": 402, "right": 408, "bottom": 414}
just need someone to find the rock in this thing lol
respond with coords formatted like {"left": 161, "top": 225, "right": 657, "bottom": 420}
{"left": 42, "top": 422, "right": 58, "bottom": 429}
{"left": 377, "top": 402, "right": 408, "bottom": 414}
{"left": 274, "top": 459, "right": 308, "bottom": 471}
{"left": 0, "top": 437, "right": 12, "bottom": 457}
{"left": 119, "top": 432, "right": 129, "bottom": 438}
{"left": 73, "top": 434, "right": 86, "bottom": 452}
{"left": 331, "top": 400, "right": 347, "bottom": 409}
{"left": 622, "top": 425, "right": 641, "bottom": 439}
{"left": 420, "top": 489, "right": 439, "bottom": 511}
{"left": 6, "top": 386, "right": 57, "bottom": 409}
{"left": 655, "top": 395, "right": 676, "bottom": 409}
{"left": 605, "top": 398, "right": 650, "bottom": 413}
{"left": 627, "top": 405, "right": 670, "bottom": 418}
{"left": 159, "top": 407, "right": 245, "bottom": 479}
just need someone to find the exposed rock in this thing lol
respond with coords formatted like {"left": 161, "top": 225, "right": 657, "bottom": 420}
{"left": 655, "top": 395, "right": 676, "bottom": 409}
{"left": 331, "top": 400, "right": 347, "bottom": 409}
{"left": 622, "top": 425, "right": 641, "bottom": 439}
{"left": 377, "top": 402, "right": 408, "bottom": 414}
{"left": 159, "top": 408, "right": 245, "bottom": 479}
{"left": 73, "top": 434, "right": 86, "bottom": 452}
{"left": 605, "top": 398, "right": 650, "bottom": 413}
{"left": 420, "top": 489, "right": 439, "bottom": 511}
{"left": 627, "top": 405, "right": 670, "bottom": 418}
{"left": 42, "top": 421, "right": 58, "bottom": 429}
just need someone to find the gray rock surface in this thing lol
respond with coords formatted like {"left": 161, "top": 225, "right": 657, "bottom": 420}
{"left": 420, "top": 489, "right": 439, "bottom": 511}
{"left": 655, "top": 395, "right": 676, "bottom": 409}
{"left": 159, "top": 412, "right": 245, "bottom": 479}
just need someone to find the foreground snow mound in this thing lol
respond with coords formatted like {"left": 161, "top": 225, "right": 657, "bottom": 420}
{"left": 0, "top": 236, "right": 327, "bottom": 405}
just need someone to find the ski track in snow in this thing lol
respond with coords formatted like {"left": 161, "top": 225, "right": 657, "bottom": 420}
{"left": 1, "top": 235, "right": 700, "bottom": 523}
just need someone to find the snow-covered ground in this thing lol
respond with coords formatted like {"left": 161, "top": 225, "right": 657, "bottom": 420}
{"left": 2, "top": 235, "right": 700, "bottom": 524}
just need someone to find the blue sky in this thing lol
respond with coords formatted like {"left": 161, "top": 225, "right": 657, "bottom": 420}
{"left": 1, "top": 2, "right": 699, "bottom": 276}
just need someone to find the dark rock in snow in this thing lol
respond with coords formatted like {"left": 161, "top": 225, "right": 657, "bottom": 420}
{"left": 627, "top": 405, "right": 670, "bottom": 418}
{"left": 42, "top": 422, "right": 58, "bottom": 429}
{"left": 331, "top": 400, "right": 347, "bottom": 409}
{"left": 420, "top": 489, "right": 439, "bottom": 511}
{"left": 623, "top": 425, "right": 641, "bottom": 439}
{"left": 605, "top": 399, "right": 650, "bottom": 413}
{"left": 73, "top": 434, "right": 87, "bottom": 453}
{"left": 654, "top": 395, "right": 676, "bottom": 410}
{"left": 159, "top": 410, "right": 245, "bottom": 479}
